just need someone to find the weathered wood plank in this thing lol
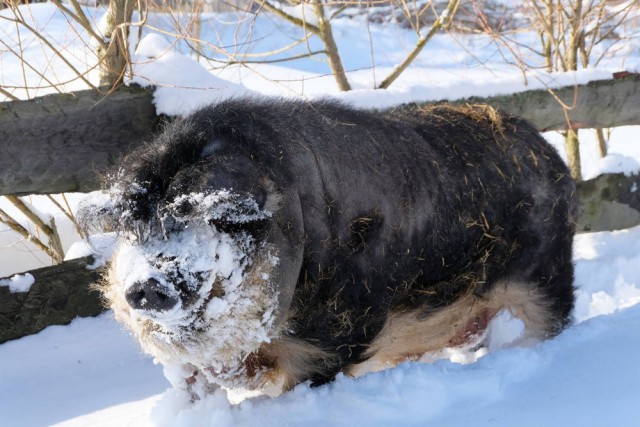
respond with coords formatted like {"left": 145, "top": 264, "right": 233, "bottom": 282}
{"left": 1, "top": 74, "right": 640, "bottom": 196}
{"left": 0, "top": 172, "right": 638, "bottom": 344}
{"left": 0, "top": 256, "right": 105, "bottom": 344}
{"left": 576, "top": 173, "right": 640, "bottom": 232}
{"left": 449, "top": 72, "right": 640, "bottom": 132}
{"left": 0, "top": 85, "right": 159, "bottom": 196}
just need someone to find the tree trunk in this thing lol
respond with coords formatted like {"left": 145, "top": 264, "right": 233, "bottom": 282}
{"left": 563, "top": 0, "right": 584, "bottom": 181}
{"left": 596, "top": 128, "right": 608, "bottom": 158}
{"left": 565, "top": 129, "right": 582, "bottom": 181}
{"left": 312, "top": 0, "right": 351, "bottom": 91}
{"left": 97, "top": 0, "right": 136, "bottom": 87}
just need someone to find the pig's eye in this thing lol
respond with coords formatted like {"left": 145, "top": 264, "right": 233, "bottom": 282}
{"left": 208, "top": 216, "right": 269, "bottom": 236}
{"left": 172, "top": 199, "right": 192, "bottom": 217}
{"left": 208, "top": 218, "right": 242, "bottom": 235}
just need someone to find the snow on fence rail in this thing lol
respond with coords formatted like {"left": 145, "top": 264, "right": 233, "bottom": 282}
{"left": 1, "top": 73, "right": 640, "bottom": 196}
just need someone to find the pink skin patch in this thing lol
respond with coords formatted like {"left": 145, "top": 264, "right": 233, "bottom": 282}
{"left": 448, "top": 309, "right": 496, "bottom": 347}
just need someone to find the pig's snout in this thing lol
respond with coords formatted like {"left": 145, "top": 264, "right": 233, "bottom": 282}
{"left": 125, "top": 278, "right": 179, "bottom": 312}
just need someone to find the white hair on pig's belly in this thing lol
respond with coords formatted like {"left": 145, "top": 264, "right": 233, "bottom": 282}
{"left": 103, "top": 223, "right": 280, "bottom": 388}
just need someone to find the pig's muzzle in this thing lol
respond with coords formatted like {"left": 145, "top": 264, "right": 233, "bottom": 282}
{"left": 125, "top": 278, "right": 180, "bottom": 312}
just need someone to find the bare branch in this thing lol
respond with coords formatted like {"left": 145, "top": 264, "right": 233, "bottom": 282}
{"left": 227, "top": 49, "right": 328, "bottom": 65}
{"left": 5, "top": 195, "right": 64, "bottom": 263}
{"left": 0, "top": 38, "right": 72, "bottom": 95}
{"left": 0, "top": 208, "right": 58, "bottom": 261}
{"left": 5, "top": 6, "right": 97, "bottom": 90}
{"left": 49, "top": 0, "right": 107, "bottom": 48}
{"left": 47, "top": 195, "right": 86, "bottom": 239}
{"left": 0, "top": 87, "right": 18, "bottom": 101}
{"left": 378, "top": 0, "right": 461, "bottom": 89}
{"left": 311, "top": 0, "right": 351, "bottom": 91}
{"left": 258, "top": 0, "right": 321, "bottom": 34}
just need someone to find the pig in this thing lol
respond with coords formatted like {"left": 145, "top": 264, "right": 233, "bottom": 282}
{"left": 82, "top": 98, "right": 576, "bottom": 398}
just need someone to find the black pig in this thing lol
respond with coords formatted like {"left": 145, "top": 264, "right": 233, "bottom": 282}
{"left": 83, "top": 98, "right": 576, "bottom": 397}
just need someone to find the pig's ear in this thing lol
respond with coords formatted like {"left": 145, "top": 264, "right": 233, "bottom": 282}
{"left": 198, "top": 139, "right": 228, "bottom": 160}
{"left": 261, "top": 177, "right": 282, "bottom": 214}
{"left": 264, "top": 187, "right": 304, "bottom": 331}
{"left": 76, "top": 183, "right": 154, "bottom": 243}
{"left": 76, "top": 191, "right": 120, "bottom": 236}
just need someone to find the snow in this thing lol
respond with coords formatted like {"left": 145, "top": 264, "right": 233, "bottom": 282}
{"left": 2, "top": 225, "right": 640, "bottom": 426}
{"left": 2, "top": 2, "right": 640, "bottom": 426}
{"left": 65, "top": 232, "right": 119, "bottom": 269}
{"left": 88, "top": 186, "right": 281, "bottom": 391}
{"left": 573, "top": 226, "right": 640, "bottom": 322}
{"left": 167, "top": 190, "right": 272, "bottom": 225}
{"left": 147, "top": 305, "right": 640, "bottom": 427}
{"left": 109, "top": 219, "right": 278, "bottom": 379}
{"left": 129, "top": 34, "right": 250, "bottom": 115}
{"left": 592, "top": 153, "right": 640, "bottom": 178}
{"left": 0, "top": 315, "right": 169, "bottom": 427}
{"left": 0, "top": 272, "right": 35, "bottom": 293}
{"left": 274, "top": 3, "right": 319, "bottom": 27}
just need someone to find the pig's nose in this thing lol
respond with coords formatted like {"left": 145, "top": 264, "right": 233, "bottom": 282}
{"left": 125, "top": 278, "right": 179, "bottom": 311}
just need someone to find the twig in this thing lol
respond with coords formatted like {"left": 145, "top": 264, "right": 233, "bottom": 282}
{"left": 0, "top": 87, "right": 19, "bottom": 101}
{"left": 258, "top": 0, "right": 321, "bottom": 35}
{"left": 5, "top": 196, "right": 64, "bottom": 263}
{"left": 50, "top": 0, "right": 107, "bottom": 48}
{"left": 6, "top": 6, "right": 97, "bottom": 90}
{"left": 0, "top": 38, "right": 66, "bottom": 95}
{"left": 378, "top": 0, "right": 461, "bottom": 89}
{"left": 198, "top": 45, "right": 327, "bottom": 64}
{"left": 0, "top": 208, "right": 59, "bottom": 262}
{"left": 47, "top": 195, "right": 86, "bottom": 239}
{"left": 5, "top": 196, "right": 55, "bottom": 237}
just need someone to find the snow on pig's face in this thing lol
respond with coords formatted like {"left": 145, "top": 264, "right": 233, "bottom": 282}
{"left": 103, "top": 189, "right": 281, "bottom": 383}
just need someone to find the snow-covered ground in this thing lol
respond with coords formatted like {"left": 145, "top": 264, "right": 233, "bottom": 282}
{"left": 1, "top": 3, "right": 640, "bottom": 426}
{"left": 2, "top": 226, "right": 640, "bottom": 427}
